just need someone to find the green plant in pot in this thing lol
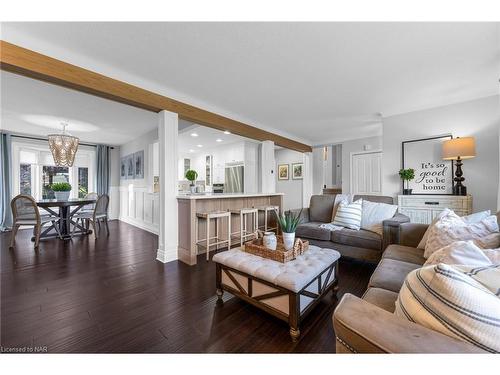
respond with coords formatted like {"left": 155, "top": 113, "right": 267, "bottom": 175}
{"left": 274, "top": 209, "right": 302, "bottom": 250}
{"left": 51, "top": 182, "right": 72, "bottom": 201}
{"left": 399, "top": 168, "right": 415, "bottom": 195}
{"left": 185, "top": 169, "right": 198, "bottom": 193}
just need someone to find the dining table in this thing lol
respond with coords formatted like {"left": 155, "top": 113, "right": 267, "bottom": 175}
{"left": 36, "top": 198, "right": 97, "bottom": 240}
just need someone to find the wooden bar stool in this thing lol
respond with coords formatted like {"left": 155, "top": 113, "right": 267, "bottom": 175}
{"left": 255, "top": 205, "right": 279, "bottom": 233}
{"left": 196, "top": 210, "right": 231, "bottom": 261}
{"left": 230, "top": 208, "right": 258, "bottom": 246}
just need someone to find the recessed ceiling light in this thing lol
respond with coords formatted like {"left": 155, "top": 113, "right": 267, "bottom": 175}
{"left": 197, "top": 144, "right": 203, "bottom": 148}
{"left": 216, "top": 138, "right": 223, "bottom": 142}
{"left": 224, "top": 130, "right": 231, "bottom": 135}
{"left": 189, "top": 149, "right": 195, "bottom": 153}
{"left": 190, "top": 133, "right": 198, "bottom": 137}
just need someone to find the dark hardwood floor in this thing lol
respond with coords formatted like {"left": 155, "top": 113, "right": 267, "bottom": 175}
{"left": 1, "top": 221, "right": 375, "bottom": 353}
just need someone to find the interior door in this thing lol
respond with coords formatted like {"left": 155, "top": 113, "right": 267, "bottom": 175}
{"left": 351, "top": 151, "right": 382, "bottom": 195}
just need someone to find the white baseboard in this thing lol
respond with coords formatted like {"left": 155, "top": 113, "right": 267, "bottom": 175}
{"left": 118, "top": 216, "right": 158, "bottom": 235}
{"left": 156, "top": 244, "right": 178, "bottom": 264}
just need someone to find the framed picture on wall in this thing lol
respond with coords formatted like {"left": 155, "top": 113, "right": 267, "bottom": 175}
{"left": 402, "top": 135, "right": 454, "bottom": 195}
{"left": 134, "top": 150, "right": 145, "bottom": 179}
{"left": 126, "top": 155, "right": 135, "bottom": 179}
{"left": 120, "top": 157, "right": 127, "bottom": 179}
{"left": 292, "top": 163, "right": 303, "bottom": 179}
{"left": 278, "top": 164, "right": 289, "bottom": 180}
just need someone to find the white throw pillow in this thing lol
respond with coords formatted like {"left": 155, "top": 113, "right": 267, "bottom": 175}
{"left": 424, "top": 241, "right": 493, "bottom": 267}
{"left": 395, "top": 263, "right": 500, "bottom": 353}
{"left": 333, "top": 199, "right": 363, "bottom": 230}
{"left": 417, "top": 209, "right": 491, "bottom": 249}
{"left": 482, "top": 249, "right": 500, "bottom": 264}
{"left": 424, "top": 214, "right": 500, "bottom": 259}
{"left": 361, "top": 200, "right": 398, "bottom": 235}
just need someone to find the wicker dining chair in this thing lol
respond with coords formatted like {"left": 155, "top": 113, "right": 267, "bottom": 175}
{"left": 81, "top": 192, "right": 99, "bottom": 213}
{"left": 9, "top": 194, "right": 62, "bottom": 249}
{"left": 71, "top": 194, "right": 110, "bottom": 239}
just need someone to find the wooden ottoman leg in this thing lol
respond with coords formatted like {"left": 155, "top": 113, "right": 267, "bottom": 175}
{"left": 215, "top": 263, "right": 224, "bottom": 303}
{"left": 289, "top": 293, "right": 300, "bottom": 342}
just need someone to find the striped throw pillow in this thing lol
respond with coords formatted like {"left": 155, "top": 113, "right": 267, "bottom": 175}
{"left": 333, "top": 199, "right": 363, "bottom": 230}
{"left": 395, "top": 263, "right": 500, "bottom": 353}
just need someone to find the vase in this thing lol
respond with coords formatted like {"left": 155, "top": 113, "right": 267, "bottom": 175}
{"left": 403, "top": 188, "right": 413, "bottom": 195}
{"left": 54, "top": 191, "right": 70, "bottom": 201}
{"left": 282, "top": 232, "right": 295, "bottom": 251}
{"left": 190, "top": 185, "right": 196, "bottom": 194}
{"left": 263, "top": 232, "right": 277, "bottom": 250}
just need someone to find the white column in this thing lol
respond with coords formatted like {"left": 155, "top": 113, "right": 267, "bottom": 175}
{"left": 302, "top": 152, "right": 313, "bottom": 208}
{"left": 156, "top": 110, "right": 179, "bottom": 263}
{"left": 260, "top": 140, "right": 276, "bottom": 193}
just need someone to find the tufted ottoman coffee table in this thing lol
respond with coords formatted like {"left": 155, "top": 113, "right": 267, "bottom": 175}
{"left": 212, "top": 245, "right": 340, "bottom": 341}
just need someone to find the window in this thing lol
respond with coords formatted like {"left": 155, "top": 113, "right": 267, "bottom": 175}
{"left": 42, "top": 166, "right": 69, "bottom": 199}
{"left": 19, "top": 163, "right": 32, "bottom": 195}
{"left": 78, "top": 167, "right": 89, "bottom": 198}
{"left": 12, "top": 141, "right": 96, "bottom": 200}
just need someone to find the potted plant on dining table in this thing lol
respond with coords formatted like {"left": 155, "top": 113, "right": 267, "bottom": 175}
{"left": 51, "top": 182, "right": 72, "bottom": 201}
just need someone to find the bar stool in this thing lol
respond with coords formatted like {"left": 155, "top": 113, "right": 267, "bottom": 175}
{"left": 196, "top": 210, "right": 231, "bottom": 261}
{"left": 255, "top": 205, "right": 279, "bottom": 233}
{"left": 230, "top": 208, "right": 258, "bottom": 246}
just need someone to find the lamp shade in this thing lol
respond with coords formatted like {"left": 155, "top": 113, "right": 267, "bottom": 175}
{"left": 442, "top": 137, "right": 476, "bottom": 160}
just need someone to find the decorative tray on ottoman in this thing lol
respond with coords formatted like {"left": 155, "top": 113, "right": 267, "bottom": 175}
{"left": 243, "top": 235, "right": 309, "bottom": 263}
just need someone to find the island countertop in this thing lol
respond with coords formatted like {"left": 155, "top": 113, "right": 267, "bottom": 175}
{"left": 177, "top": 192, "right": 284, "bottom": 200}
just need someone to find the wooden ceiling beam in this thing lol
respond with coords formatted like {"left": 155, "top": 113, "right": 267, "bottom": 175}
{"left": 0, "top": 40, "right": 312, "bottom": 153}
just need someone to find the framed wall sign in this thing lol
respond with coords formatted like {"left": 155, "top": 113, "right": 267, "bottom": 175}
{"left": 402, "top": 135, "right": 454, "bottom": 195}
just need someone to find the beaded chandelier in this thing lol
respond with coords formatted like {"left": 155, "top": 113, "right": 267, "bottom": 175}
{"left": 48, "top": 122, "right": 79, "bottom": 167}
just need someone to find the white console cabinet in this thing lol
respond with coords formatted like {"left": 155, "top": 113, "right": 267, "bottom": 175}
{"left": 398, "top": 194, "right": 472, "bottom": 224}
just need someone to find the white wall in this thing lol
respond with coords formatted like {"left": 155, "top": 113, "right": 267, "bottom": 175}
{"left": 119, "top": 128, "right": 160, "bottom": 233}
{"left": 383, "top": 95, "right": 500, "bottom": 213}
{"left": 275, "top": 148, "right": 304, "bottom": 210}
{"left": 341, "top": 136, "right": 383, "bottom": 194}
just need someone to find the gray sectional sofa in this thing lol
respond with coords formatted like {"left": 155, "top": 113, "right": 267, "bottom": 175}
{"left": 295, "top": 194, "right": 409, "bottom": 262}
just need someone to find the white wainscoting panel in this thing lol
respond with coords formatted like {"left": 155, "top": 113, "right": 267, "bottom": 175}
{"left": 108, "top": 185, "right": 120, "bottom": 220}
{"left": 118, "top": 185, "right": 159, "bottom": 234}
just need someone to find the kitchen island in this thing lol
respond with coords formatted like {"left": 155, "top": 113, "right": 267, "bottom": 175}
{"left": 177, "top": 193, "right": 284, "bottom": 265}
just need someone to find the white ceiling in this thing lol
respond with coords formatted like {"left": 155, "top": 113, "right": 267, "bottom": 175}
{"left": 1, "top": 22, "right": 499, "bottom": 145}
{"left": 178, "top": 122, "right": 253, "bottom": 155}
{"left": 0, "top": 71, "right": 158, "bottom": 145}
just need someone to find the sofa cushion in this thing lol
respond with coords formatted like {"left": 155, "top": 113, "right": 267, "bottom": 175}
{"left": 331, "top": 228, "right": 381, "bottom": 251}
{"left": 362, "top": 287, "right": 398, "bottom": 313}
{"left": 354, "top": 195, "right": 393, "bottom": 205}
{"left": 382, "top": 245, "right": 426, "bottom": 265}
{"left": 296, "top": 222, "right": 332, "bottom": 241}
{"left": 309, "top": 195, "right": 336, "bottom": 223}
{"left": 368, "top": 258, "right": 421, "bottom": 293}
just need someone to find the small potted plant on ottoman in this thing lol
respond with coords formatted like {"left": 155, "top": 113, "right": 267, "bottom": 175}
{"left": 399, "top": 168, "right": 415, "bottom": 195}
{"left": 185, "top": 169, "right": 198, "bottom": 193}
{"left": 51, "top": 182, "right": 72, "bottom": 201}
{"left": 275, "top": 210, "right": 302, "bottom": 250}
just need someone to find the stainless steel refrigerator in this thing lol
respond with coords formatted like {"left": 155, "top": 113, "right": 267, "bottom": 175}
{"left": 224, "top": 163, "right": 244, "bottom": 193}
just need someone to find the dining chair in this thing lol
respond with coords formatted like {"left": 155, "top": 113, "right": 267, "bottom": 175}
{"left": 9, "top": 194, "right": 62, "bottom": 249}
{"left": 81, "top": 192, "right": 99, "bottom": 213}
{"left": 71, "top": 194, "right": 110, "bottom": 239}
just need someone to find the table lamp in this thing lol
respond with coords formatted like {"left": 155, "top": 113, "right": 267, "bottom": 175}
{"left": 442, "top": 137, "right": 476, "bottom": 196}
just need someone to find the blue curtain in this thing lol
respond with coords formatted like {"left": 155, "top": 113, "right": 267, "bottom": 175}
{"left": 0, "top": 132, "right": 12, "bottom": 231}
{"left": 96, "top": 144, "right": 111, "bottom": 195}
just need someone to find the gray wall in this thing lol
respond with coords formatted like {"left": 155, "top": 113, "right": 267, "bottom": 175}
{"left": 342, "top": 136, "right": 383, "bottom": 193}
{"left": 382, "top": 95, "right": 499, "bottom": 213}
{"left": 275, "top": 148, "right": 303, "bottom": 210}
